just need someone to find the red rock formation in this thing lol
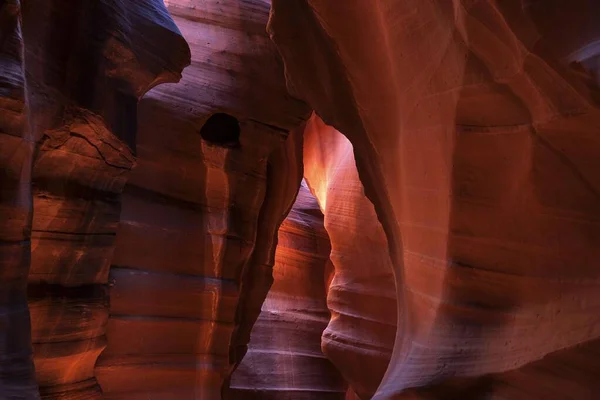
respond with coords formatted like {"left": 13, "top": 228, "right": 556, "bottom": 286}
{"left": 303, "top": 114, "right": 397, "bottom": 399}
{"left": 228, "top": 124, "right": 305, "bottom": 376}
{"left": 395, "top": 337, "right": 600, "bottom": 399}
{"left": 0, "top": 0, "right": 189, "bottom": 398}
{"left": 269, "top": 0, "right": 600, "bottom": 398}
{"left": 0, "top": 1, "right": 38, "bottom": 397}
{"left": 5, "top": 0, "right": 600, "bottom": 399}
{"left": 227, "top": 182, "right": 347, "bottom": 400}
{"left": 95, "top": 1, "right": 309, "bottom": 398}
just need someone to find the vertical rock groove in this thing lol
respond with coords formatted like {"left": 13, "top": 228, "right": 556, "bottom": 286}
{"left": 227, "top": 124, "right": 305, "bottom": 379}
{"left": 95, "top": 1, "right": 310, "bottom": 399}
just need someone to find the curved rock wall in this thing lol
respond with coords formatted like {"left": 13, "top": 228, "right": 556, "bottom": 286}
{"left": 95, "top": 1, "right": 309, "bottom": 399}
{"left": 0, "top": 0, "right": 189, "bottom": 398}
{"left": 269, "top": 0, "right": 600, "bottom": 398}
{"left": 303, "top": 114, "right": 397, "bottom": 399}
{"left": 5, "top": 1, "right": 600, "bottom": 399}
{"left": 227, "top": 182, "right": 347, "bottom": 400}
{"left": 396, "top": 337, "right": 600, "bottom": 399}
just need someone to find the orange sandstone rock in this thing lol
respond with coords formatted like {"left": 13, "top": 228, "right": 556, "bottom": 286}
{"left": 269, "top": 0, "right": 600, "bottom": 397}
{"left": 228, "top": 183, "right": 346, "bottom": 400}
{"left": 303, "top": 114, "right": 397, "bottom": 399}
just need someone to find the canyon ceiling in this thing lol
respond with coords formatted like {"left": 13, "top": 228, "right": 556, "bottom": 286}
{"left": 1, "top": 0, "right": 600, "bottom": 399}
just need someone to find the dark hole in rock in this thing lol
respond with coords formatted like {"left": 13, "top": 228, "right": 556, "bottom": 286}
{"left": 199, "top": 113, "right": 241, "bottom": 148}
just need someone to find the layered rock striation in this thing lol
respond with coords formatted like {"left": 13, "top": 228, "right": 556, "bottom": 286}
{"left": 303, "top": 114, "right": 397, "bottom": 399}
{"left": 269, "top": 0, "right": 600, "bottom": 398}
{"left": 1, "top": 0, "right": 189, "bottom": 398}
{"left": 95, "top": 1, "right": 309, "bottom": 399}
{"left": 4, "top": 0, "right": 600, "bottom": 399}
{"left": 228, "top": 183, "right": 346, "bottom": 400}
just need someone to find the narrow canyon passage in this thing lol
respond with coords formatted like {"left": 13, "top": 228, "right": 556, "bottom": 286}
{"left": 303, "top": 115, "right": 397, "bottom": 400}
{"left": 1, "top": 0, "right": 600, "bottom": 399}
{"left": 227, "top": 182, "right": 346, "bottom": 400}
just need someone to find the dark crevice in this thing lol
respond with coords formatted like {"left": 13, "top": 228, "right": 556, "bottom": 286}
{"left": 199, "top": 113, "right": 241, "bottom": 148}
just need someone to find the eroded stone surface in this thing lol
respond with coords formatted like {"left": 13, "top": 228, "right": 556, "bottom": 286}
{"left": 227, "top": 182, "right": 347, "bottom": 400}
{"left": 0, "top": 0, "right": 189, "bottom": 398}
{"left": 303, "top": 114, "right": 397, "bottom": 399}
{"left": 5, "top": 1, "right": 600, "bottom": 399}
{"left": 95, "top": 1, "right": 309, "bottom": 399}
{"left": 269, "top": 1, "right": 600, "bottom": 398}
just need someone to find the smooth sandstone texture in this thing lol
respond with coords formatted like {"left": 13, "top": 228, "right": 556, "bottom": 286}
{"left": 303, "top": 114, "right": 396, "bottom": 400}
{"left": 3, "top": 0, "right": 600, "bottom": 399}
{"left": 95, "top": 1, "right": 309, "bottom": 399}
{"left": 269, "top": 0, "right": 600, "bottom": 398}
{"left": 227, "top": 183, "right": 347, "bottom": 400}
{"left": 0, "top": 0, "right": 189, "bottom": 398}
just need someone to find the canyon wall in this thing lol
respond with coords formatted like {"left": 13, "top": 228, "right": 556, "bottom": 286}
{"left": 228, "top": 183, "right": 346, "bottom": 400}
{"left": 95, "top": 1, "right": 309, "bottom": 399}
{"left": 1, "top": 0, "right": 190, "bottom": 398}
{"left": 4, "top": 0, "right": 600, "bottom": 399}
{"left": 0, "top": 1, "right": 37, "bottom": 397}
{"left": 303, "top": 115, "right": 396, "bottom": 399}
{"left": 269, "top": 0, "right": 600, "bottom": 398}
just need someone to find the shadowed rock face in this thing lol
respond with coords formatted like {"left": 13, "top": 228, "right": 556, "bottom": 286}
{"left": 0, "top": 1, "right": 37, "bottom": 397}
{"left": 227, "top": 182, "right": 347, "bottom": 400}
{"left": 1, "top": 0, "right": 189, "bottom": 398}
{"left": 94, "top": 1, "right": 309, "bottom": 399}
{"left": 269, "top": 0, "right": 600, "bottom": 398}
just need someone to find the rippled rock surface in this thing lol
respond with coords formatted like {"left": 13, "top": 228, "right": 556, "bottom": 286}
{"left": 269, "top": 1, "right": 600, "bottom": 398}
{"left": 95, "top": 1, "right": 309, "bottom": 399}
{"left": 228, "top": 183, "right": 346, "bottom": 400}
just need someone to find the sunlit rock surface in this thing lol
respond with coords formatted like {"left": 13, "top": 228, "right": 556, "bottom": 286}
{"left": 95, "top": 1, "right": 309, "bottom": 399}
{"left": 303, "top": 114, "right": 396, "bottom": 399}
{"left": 269, "top": 0, "right": 600, "bottom": 398}
{"left": 227, "top": 182, "right": 346, "bottom": 400}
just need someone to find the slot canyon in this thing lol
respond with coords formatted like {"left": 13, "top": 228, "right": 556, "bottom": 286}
{"left": 1, "top": 0, "right": 600, "bottom": 399}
